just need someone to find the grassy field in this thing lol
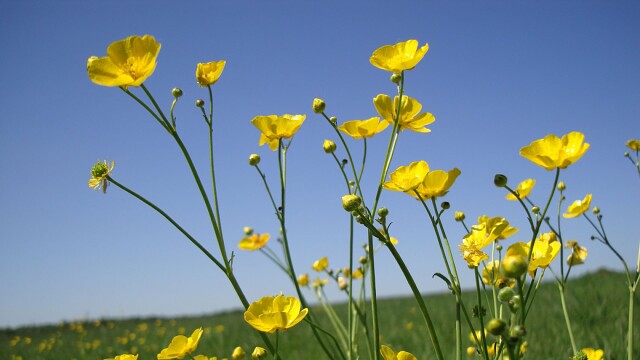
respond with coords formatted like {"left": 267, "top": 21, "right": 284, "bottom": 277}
{"left": 2, "top": 269, "right": 638, "bottom": 359}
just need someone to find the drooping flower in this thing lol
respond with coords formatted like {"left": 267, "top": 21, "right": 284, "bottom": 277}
{"left": 251, "top": 114, "right": 305, "bottom": 151}
{"left": 520, "top": 131, "right": 590, "bottom": 170}
{"left": 380, "top": 345, "right": 418, "bottom": 360}
{"left": 89, "top": 160, "right": 115, "bottom": 193}
{"left": 563, "top": 194, "right": 592, "bottom": 218}
{"left": 338, "top": 117, "right": 389, "bottom": 140}
{"left": 383, "top": 160, "right": 430, "bottom": 193}
{"left": 481, "top": 261, "right": 516, "bottom": 288}
{"left": 312, "top": 256, "right": 329, "bottom": 271}
{"left": 238, "top": 233, "right": 270, "bottom": 251}
{"left": 157, "top": 327, "right": 203, "bottom": 359}
{"left": 374, "top": 94, "right": 435, "bottom": 133}
{"left": 196, "top": 60, "right": 226, "bottom": 87}
{"left": 370, "top": 39, "right": 429, "bottom": 73}
{"left": 413, "top": 167, "right": 461, "bottom": 200}
{"left": 477, "top": 216, "right": 518, "bottom": 240}
{"left": 626, "top": 139, "right": 640, "bottom": 151}
{"left": 87, "top": 35, "right": 161, "bottom": 88}
{"left": 243, "top": 294, "right": 308, "bottom": 333}
{"left": 506, "top": 179, "right": 536, "bottom": 201}
{"left": 105, "top": 355, "right": 138, "bottom": 360}
{"left": 566, "top": 240, "right": 588, "bottom": 266}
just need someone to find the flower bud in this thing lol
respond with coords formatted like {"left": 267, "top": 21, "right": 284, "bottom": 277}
{"left": 487, "top": 318, "right": 507, "bottom": 336}
{"left": 390, "top": 73, "right": 402, "bottom": 84}
{"left": 496, "top": 244, "right": 503, "bottom": 252}
{"left": 312, "top": 98, "right": 326, "bottom": 114}
{"left": 248, "top": 154, "right": 261, "bottom": 166}
{"left": 297, "top": 273, "right": 309, "bottom": 286}
{"left": 494, "top": 174, "right": 508, "bottom": 188}
{"left": 232, "top": 346, "right": 246, "bottom": 360}
{"left": 355, "top": 215, "right": 365, "bottom": 224}
{"left": 348, "top": 180, "right": 355, "bottom": 186}
{"left": 359, "top": 256, "right": 367, "bottom": 264}
{"left": 592, "top": 207, "right": 600, "bottom": 214}
{"left": 342, "top": 194, "right": 362, "bottom": 212}
{"left": 252, "top": 347, "right": 268, "bottom": 360}
{"left": 338, "top": 276, "right": 347, "bottom": 290}
{"left": 171, "top": 87, "right": 183, "bottom": 98}
{"left": 624, "top": 151, "right": 630, "bottom": 157}
{"left": 498, "top": 287, "right": 514, "bottom": 302}
{"left": 531, "top": 206, "right": 540, "bottom": 214}
{"left": 502, "top": 255, "right": 528, "bottom": 278}
{"left": 329, "top": 116, "right": 338, "bottom": 124}
{"left": 509, "top": 295, "right": 522, "bottom": 312}
{"left": 454, "top": 211, "right": 465, "bottom": 222}
{"left": 195, "top": 99, "right": 205, "bottom": 108}
{"left": 557, "top": 181, "right": 566, "bottom": 191}
{"left": 441, "top": 201, "right": 450, "bottom": 210}
{"left": 377, "top": 207, "right": 389, "bottom": 217}
{"left": 323, "top": 139, "right": 336, "bottom": 153}
{"left": 243, "top": 226, "right": 253, "bottom": 235}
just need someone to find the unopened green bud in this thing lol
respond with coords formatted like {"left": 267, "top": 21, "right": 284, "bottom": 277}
{"left": 171, "top": 87, "right": 183, "bottom": 98}
{"left": 573, "top": 350, "right": 588, "bottom": 360}
{"left": 496, "top": 244, "right": 503, "bottom": 252}
{"left": 348, "top": 180, "right": 355, "bottom": 186}
{"left": 248, "top": 154, "right": 261, "bottom": 166}
{"left": 441, "top": 201, "right": 450, "bottom": 210}
{"left": 509, "top": 295, "right": 522, "bottom": 312}
{"left": 356, "top": 215, "right": 365, "bottom": 224}
{"left": 498, "top": 287, "right": 514, "bottom": 302}
{"left": 502, "top": 255, "right": 528, "bottom": 278}
{"left": 377, "top": 207, "right": 389, "bottom": 217}
{"left": 312, "top": 98, "right": 326, "bottom": 114}
{"left": 557, "top": 181, "right": 566, "bottom": 191}
{"left": 359, "top": 256, "right": 367, "bottom": 264}
{"left": 252, "top": 346, "right": 268, "bottom": 359}
{"left": 592, "top": 207, "right": 600, "bottom": 214}
{"left": 624, "top": 151, "right": 630, "bottom": 157}
{"left": 342, "top": 194, "right": 362, "bottom": 212}
{"left": 195, "top": 99, "right": 205, "bottom": 107}
{"left": 329, "top": 116, "right": 338, "bottom": 124}
{"left": 487, "top": 318, "right": 507, "bottom": 336}
{"left": 243, "top": 226, "right": 253, "bottom": 235}
{"left": 511, "top": 324, "right": 526, "bottom": 338}
{"left": 494, "top": 174, "right": 508, "bottom": 187}
{"left": 531, "top": 206, "right": 540, "bottom": 214}
{"left": 390, "top": 73, "right": 402, "bottom": 84}
{"left": 323, "top": 139, "right": 336, "bottom": 153}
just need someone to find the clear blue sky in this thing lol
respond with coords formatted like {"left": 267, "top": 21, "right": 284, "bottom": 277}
{"left": 1, "top": 1, "right": 639, "bottom": 328}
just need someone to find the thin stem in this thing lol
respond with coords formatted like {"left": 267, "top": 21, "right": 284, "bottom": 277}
{"left": 558, "top": 282, "right": 578, "bottom": 354}
{"left": 475, "top": 268, "right": 490, "bottom": 360}
{"left": 120, "top": 87, "right": 171, "bottom": 132}
{"left": 206, "top": 85, "right": 225, "bottom": 244}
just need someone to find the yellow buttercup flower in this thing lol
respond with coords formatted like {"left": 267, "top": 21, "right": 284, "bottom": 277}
{"left": 380, "top": 345, "right": 418, "bottom": 360}
{"left": 506, "top": 232, "right": 560, "bottom": 277}
{"left": 520, "top": 131, "right": 590, "bottom": 170}
{"left": 243, "top": 294, "right": 308, "bottom": 333}
{"left": 413, "top": 167, "right": 461, "bottom": 200}
{"left": 87, "top": 35, "right": 161, "bottom": 88}
{"left": 231, "top": 346, "right": 245, "bottom": 360}
{"left": 238, "top": 233, "right": 270, "bottom": 251}
{"left": 338, "top": 117, "right": 389, "bottom": 140}
{"left": 563, "top": 194, "right": 592, "bottom": 218}
{"left": 89, "top": 160, "right": 115, "bottom": 193}
{"left": 251, "top": 114, "right": 305, "bottom": 151}
{"left": 566, "top": 240, "right": 588, "bottom": 266}
{"left": 383, "top": 160, "right": 430, "bottom": 193}
{"left": 477, "top": 216, "right": 518, "bottom": 240}
{"left": 312, "top": 278, "right": 329, "bottom": 288}
{"left": 506, "top": 179, "right": 536, "bottom": 200}
{"left": 196, "top": 60, "right": 226, "bottom": 87}
{"left": 297, "top": 273, "right": 309, "bottom": 286}
{"left": 459, "top": 224, "right": 495, "bottom": 267}
{"left": 370, "top": 39, "right": 429, "bottom": 73}
{"left": 312, "top": 256, "right": 329, "bottom": 271}
{"left": 626, "top": 139, "right": 640, "bottom": 151}
{"left": 157, "top": 327, "right": 203, "bottom": 359}
{"left": 374, "top": 94, "right": 435, "bottom": 133}
{"left": 481, "top": 261, "right": 515, "bottom": 288}
{"left": 105, "top": 355, "right": 138, "bottom": 360}
{"left": 581, "top": 347, "right": 604, "bottom": 360}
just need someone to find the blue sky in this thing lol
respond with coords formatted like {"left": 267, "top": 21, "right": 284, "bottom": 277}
{"left": 1, "top": 1, "right": 639, "bottom": 328}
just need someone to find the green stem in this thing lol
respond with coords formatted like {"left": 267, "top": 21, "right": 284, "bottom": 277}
{"left": 206, "top": 85, "right": 225, "bottom": 244}
{"left": 120, "top": 87, "right": 171, "bottom": 132}
{"left": 628, "top": 287, "right": 635, "bottom": 360}
{"left": 558, "top": 282, "right": 578, "bottom": 354}
{"left": 475, "top": 268, "right": 490, "bottom": 360}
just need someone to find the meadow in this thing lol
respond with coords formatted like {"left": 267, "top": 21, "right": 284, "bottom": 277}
{"left": 2, "top": 269, "right": 637, "bottom": 360}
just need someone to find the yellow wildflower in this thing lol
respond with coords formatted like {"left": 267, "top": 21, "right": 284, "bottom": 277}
{"left": 338, "top": 117, "right": 389, "bottom": 139}
{"left": 252, "top": 347, "right": 268, "bottom": 359}
{"left": 460, "top": 224, "right": 494, "bottom": 267}
{"left": 312, "top": 278, "right": 329, "bottom": 288}
{"left": 563, "top": 194, "right": 592, "bottom": 218}
{"left": 238, "top": 233, "right": 270, "bottom": 251}
{"left": 89, "top": 160, "right": 115, "bottom": 193}
{"left": 157, "top": 328, "right": 203, "bottom": 359}
{"left": 231, "top": 346, "right": 245, "bottom": 360}
{"left": 105, "top": 355, "right": 138, "bottom": 360}
{"left": 374, "top": 94, "right": 435, "bottom": 133}
{"left": 566, "top": 240, "right": 588, "bottom": 266}
{"left": 380, "top": 345, "right": 418, "bottom": 360}
{"left": 626, "top": 139, "right": 640, "bottom": 151}
{"left": 581, "top": 347, "right": 604, "bottom": 360}
{"left": 413, "top": 167, "right": 461, "bottom": 200}
{"left": 251, "top": 114, "right": 305, "bottom": 150}
{"left": 506, "top": 232, "right": 561, "bottom": 277}
{"left": 323, "top": 139, "right": 337, "bottom": 153}
{"left": 506, "top": 179, "right": 536, "bottom": 200}
{"left": 297, "top": 273, "right": 309, "bottom": 286}
{"left": 312, "top": 257, "right": 329, "bottom": 271}
{"left": 370, "top": 39, "right": 429, "bottom": 73}
{"left": 477, "top": 216, "right": 518, "bottom": 240}
{"left": 383, "top": 160, "right": 430, "bottom": 193}
{"left": 243, "top": 294, "right": 308, "bottom": 333}
{"left": 87, "top": 35, "right": 160, "bottom": 88}
{"left": 196, "top": 60, "right": 226, "bottom": 87}
{"left": 520, "top": 131, "right": 590, "bottom": 170}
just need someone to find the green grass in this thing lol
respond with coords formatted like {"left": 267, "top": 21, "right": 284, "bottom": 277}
{"left": 2, "top": 269, "right": 638, "bottom": 359}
